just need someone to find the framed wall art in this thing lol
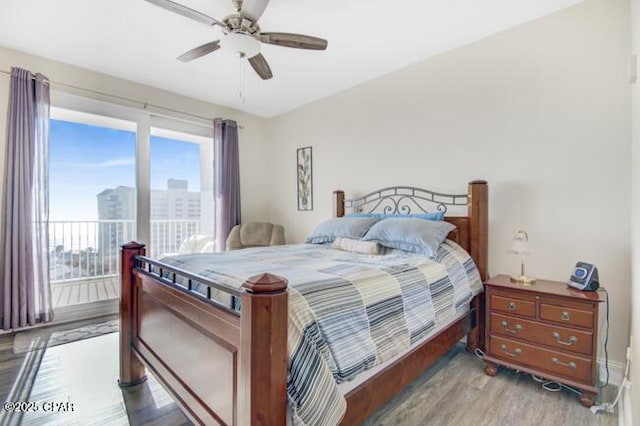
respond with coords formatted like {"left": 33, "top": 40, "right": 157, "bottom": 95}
{"left": 297, "top": 146, "right": 313, "bottom": 211}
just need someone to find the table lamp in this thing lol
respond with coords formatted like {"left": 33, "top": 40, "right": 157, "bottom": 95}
{"left": 509, "top": 230, "right": 536, "bottom": 284}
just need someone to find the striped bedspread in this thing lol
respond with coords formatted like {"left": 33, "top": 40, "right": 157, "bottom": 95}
{"left": 159, "top": 240, "right": 482, "bottom": 425}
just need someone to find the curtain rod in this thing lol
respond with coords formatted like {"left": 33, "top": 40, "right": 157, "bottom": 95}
{"left": 0, "top": 68, "right": 244, "bottom": 129}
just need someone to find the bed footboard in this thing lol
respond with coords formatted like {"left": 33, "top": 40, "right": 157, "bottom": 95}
{"left": 119, "top": 243, "right": 288, "bottom": 425}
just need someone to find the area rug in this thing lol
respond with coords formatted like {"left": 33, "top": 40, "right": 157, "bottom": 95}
{"left": 13, "top": 318, "right": 119, "bottom": 355}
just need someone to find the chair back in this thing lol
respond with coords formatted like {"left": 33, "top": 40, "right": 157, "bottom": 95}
{"left": 227, "top": 222, "right": 285, "bottom": 250}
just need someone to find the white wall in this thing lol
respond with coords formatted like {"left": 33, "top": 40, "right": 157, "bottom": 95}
{"left": 630, "top": 0, "right": 639, "bottom": 421}
{"left": 0, "top": 46, "right": 270, "bottom": 231}
{"left": 266, "top": 0, "right": 631, "bottom": 364}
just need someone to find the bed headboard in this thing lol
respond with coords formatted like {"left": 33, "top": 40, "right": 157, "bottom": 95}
{"left": 333, "top": 180, "right": 488, "bottom": 280}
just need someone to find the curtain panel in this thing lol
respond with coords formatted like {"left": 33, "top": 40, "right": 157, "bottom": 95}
{"left": 1, "top": 67, "right": 53, "bottom": 330}
{"left": 214, "top": 118, "right": 241, "bottom": 251}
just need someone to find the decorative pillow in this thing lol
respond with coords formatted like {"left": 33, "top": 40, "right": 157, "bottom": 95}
{"left": 347, "top": 211, "right": 445, "bottom": 221}
{"left": 177, "top": 235, "right": 215, "bottom": 254}
{"left": 305, "top": 217, "right": 380, "bottom": 244}
{"left": 363, "top": 218, "right": 456, "bottom": 258}
{"left": 332, "top": 237, "right": 380, "bottom": 255}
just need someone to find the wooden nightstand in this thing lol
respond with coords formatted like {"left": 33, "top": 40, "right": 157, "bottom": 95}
{"left": 482, "top": 274, "right": 603, "bottom": 407}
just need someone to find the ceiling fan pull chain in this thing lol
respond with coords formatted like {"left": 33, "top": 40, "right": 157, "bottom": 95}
{"left": 239, "top": 56, "right": 246, "bottom": 104}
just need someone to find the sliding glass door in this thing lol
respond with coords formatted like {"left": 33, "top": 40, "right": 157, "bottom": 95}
{"left": 48, "top": 93, "right": 214, "bottom": 318}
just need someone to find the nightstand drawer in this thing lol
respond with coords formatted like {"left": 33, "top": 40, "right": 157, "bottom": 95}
{"left": 490, "top": 336, "right": 592, "bottom": 383}
{"left": 539, "top": 303, "right": 594, "bottom": 329}
{"left": 489, "top": 313, "right": 593, "bottom": 356}
{"left": 490, "top": 294, "right": 535, "bottom": 318}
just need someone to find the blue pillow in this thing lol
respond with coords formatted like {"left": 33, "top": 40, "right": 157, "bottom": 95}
{"left": 305, "top": 217, "right": 380, "bottom": 244}
{"left": 362, "top": 218, "right": 456, "bottom": 257}
{"left": 347, "top": 211, "right": 445, "bottom": 221}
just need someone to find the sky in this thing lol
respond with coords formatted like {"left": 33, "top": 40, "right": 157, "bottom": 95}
{"left": 50, "top": 119, "right": 201, "bottom": 221}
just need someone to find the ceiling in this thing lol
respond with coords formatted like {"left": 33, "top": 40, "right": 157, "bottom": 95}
{"left": 0, "top": 0, "right": 584, "bottom": 118}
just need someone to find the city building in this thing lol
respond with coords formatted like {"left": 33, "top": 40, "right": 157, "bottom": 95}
{"left": 97, "top": 179, "right": 202, "bottom": 259}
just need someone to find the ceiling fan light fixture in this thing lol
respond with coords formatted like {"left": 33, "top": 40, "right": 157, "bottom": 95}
{"left": 221, "top": 32, "right": 261, "bottom": 58}
{"left": 148, "top": 0, "right": 328, "bottom": 81}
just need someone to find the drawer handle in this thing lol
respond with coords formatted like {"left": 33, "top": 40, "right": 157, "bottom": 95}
{"left": 501, "top": 320, "right": 522, "bottom": 334}
{"left": 552, "top": 332, "right": 577, "bottom": 346}
{"left": 507, "top": 302, "right": 517, "bottom": 311}
{"left": 551, "top": 357, "right": 577, "bottom": 369}
{"left": 560, "top": 311, "right": 571, "bottom": 321}
{"left": 500, "top": 344, "right": 522, "bottom": 357}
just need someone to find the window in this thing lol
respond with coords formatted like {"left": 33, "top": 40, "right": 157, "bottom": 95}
{"left": 49, "top": 108, "right": 136, "bottom": 308}
{"left": 149, "top": 124, "right": 214, "bottom": 258}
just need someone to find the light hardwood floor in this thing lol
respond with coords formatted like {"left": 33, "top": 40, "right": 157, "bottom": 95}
{"left": 0, "top": 321, "right": 618, "bottom": 426}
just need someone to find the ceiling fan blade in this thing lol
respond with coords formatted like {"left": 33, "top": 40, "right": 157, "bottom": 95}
{"left": 248, "top": 53, "right": 273, "bottom": 80}
{"left": 177, "top": 41, "right": 221, "bottom": 62}
{"left": 239, "top": 0, "right": 270, "bottom": 21}
{"left": 144, "top": 0, "right": 224, "bottom": 27}
{"left": 258, "top": 32, "right": 327, "bottom": 50}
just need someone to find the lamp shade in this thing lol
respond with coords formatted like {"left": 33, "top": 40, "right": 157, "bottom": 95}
{"left": 509, "top": 230, "right": 530, "bottom": 255}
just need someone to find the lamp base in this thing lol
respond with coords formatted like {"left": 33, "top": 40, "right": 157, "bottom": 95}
{"left": 510, "top": 275, "right": 536, "bottom": 285}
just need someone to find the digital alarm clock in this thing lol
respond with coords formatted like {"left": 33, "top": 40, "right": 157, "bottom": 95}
{"left": 567, "top": 262, "right": 599, "bottom": 291}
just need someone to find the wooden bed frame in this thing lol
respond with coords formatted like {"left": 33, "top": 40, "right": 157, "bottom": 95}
{"left": 119, "top": 180, "right": 488, "bottom": 425}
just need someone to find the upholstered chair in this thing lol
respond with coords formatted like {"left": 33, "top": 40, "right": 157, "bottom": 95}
{"left": 226, "top": 222, "right": 286, "bottom": 250}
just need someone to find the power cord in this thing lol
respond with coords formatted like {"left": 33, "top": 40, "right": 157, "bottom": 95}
{"left": 588, "top": 287, "right": 635, "bottom": 415}
{"left": 473, "top": 347, "right": 485, "bottom": 360}
{"left": 590, "top": 346, "right": 632, "bottom": 414}
{"left": 531, "top": 374, "right": 582, "bottom": 395}
{"left": 597, "top": 287, "right": 609, "bottom": 388}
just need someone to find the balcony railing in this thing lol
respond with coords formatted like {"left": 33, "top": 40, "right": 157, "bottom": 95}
{"left": 49, "top": 219, "right": 203, "bottom": 283}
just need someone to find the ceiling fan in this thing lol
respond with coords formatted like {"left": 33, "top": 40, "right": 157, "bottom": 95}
{"left": 145, "top": 0, "right": 328, "bottom": 80}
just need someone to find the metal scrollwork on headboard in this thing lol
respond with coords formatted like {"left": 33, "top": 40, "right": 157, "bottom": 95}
{"left": 344, "top": 186, "right": 468, "bottom": 215}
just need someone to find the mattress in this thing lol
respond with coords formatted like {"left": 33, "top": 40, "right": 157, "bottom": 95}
{"left": 160, "top": 240, "right": 482, "bottom": 426}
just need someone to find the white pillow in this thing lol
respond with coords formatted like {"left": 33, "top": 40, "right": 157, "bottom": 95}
{"left": 178, "top": 235, "right": 214, "bottom": 254}
{"left": 200, "top": 241, "right": 215, "bottom": 253}
{"left": 332, "top": 237, "right": 380, "bottom": 255}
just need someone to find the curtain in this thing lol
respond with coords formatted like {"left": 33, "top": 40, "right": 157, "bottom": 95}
{"left": 214, "top": 118, "right": 241, "bottom": 251}
{"left": 1, "top": 67, "right": 53, "bottom": 330}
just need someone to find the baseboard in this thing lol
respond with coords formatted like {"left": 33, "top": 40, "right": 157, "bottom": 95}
{"left": 54, "top": 299, "right": 118, "bottom": 322}
{"left": 597, "top": 357, "right": 624, "bottom": 387}
{"left": 0, "top": 299, "right": 118, "bottom": 335}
